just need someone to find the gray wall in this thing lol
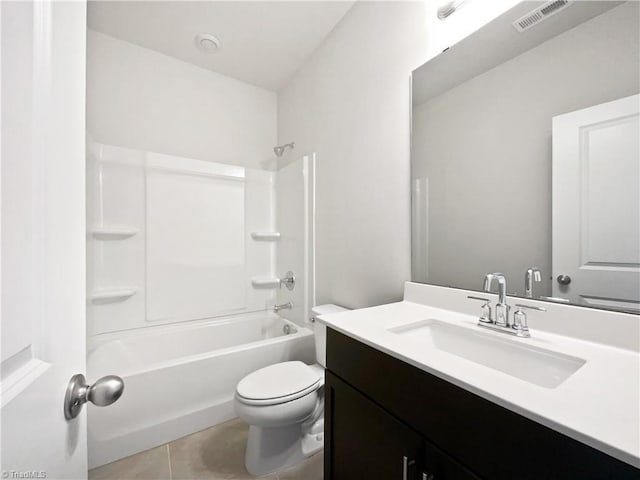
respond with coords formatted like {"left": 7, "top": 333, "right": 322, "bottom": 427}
{"left": 412, "top": 2, "right": 639, "bottom": 296}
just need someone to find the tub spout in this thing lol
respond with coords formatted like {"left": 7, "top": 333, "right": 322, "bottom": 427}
{"left": 273, "top": 302, "right": 292, "bottom": 313}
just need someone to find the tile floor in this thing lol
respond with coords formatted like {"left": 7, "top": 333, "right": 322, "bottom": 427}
{"left": 88, "top": 418, "right": 323, "bottom": 480}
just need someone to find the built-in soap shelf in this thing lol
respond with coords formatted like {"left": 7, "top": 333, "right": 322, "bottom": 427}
{"left": 90, "top": 288, "right": 138, "bottom": 304}
{"left": 90, "top": 226, "right": 138, "bottom": 240}
{"left": 250, "top": 232, "right": 280, "bottom": 241}
{"left": 251, "top": 277, "right": 280, "bottom": 289}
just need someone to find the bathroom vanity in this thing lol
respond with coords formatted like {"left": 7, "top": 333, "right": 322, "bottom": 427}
{"left": 319, "top": 283, "right": 640, "bottom": 480}
{"left": 385, "top": 2, "right": 640, "bottom": 475}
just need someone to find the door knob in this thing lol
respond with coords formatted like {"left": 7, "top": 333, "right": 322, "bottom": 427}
{"left": 64, "top": 373, "right": 124, "bottom": 420}
{"left": 556, "top": 274, "right": 572, "bottom": 285}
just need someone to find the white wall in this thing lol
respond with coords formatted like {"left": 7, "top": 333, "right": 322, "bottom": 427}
{"left": 277, "top": 0, "right": 520, "bottom": 309}
{"left": 86, "top": 31, "right": 281, "bottom": 335}
{"left": 87, "top": 30, "right": 277, "bottom": 170}
{"left": 87, "top": 1, "right": 523, "bottom": 311}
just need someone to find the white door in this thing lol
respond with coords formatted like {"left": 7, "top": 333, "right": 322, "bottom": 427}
{"left": 1, "top": 1, "right": 89, "bottom": 478}
{"left": 552, "top": 94, "right": 640, "bottom": 311}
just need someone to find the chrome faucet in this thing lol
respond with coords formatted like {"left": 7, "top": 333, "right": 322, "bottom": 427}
{"left": 483, "top": 272, "right": 509, "bottom": 327}
{"left": 273, "top": 302, "right": 292, "bottom": 313}
{"left": 525, "top": 267, "right": 542, "bottom": 298}
{"left": 468, "top": 273, "right": 546, "bottom": 338}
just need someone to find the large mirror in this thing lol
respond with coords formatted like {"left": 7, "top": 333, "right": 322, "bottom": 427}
{"left": 411, "top": 1, "right": 639, "bottom": 312}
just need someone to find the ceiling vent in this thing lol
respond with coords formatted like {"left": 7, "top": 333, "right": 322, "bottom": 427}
{"left": 512, "top": 0, "right": 573, "bottom": 33}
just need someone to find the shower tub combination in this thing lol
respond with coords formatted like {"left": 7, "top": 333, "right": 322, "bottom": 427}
{"left": 86, "top": 142, "right": 317, "bottom": 468}
{"left": 87, "top": 312, "right": 314, "bottom": 468}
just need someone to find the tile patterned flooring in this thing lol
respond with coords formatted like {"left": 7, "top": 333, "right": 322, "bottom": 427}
{"left": 88, "top": 418, "right": 322, "bottom": 480}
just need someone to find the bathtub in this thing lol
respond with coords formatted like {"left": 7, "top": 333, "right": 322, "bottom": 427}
{"left": 87, "top": 312, "right": 315, "bottom": 468}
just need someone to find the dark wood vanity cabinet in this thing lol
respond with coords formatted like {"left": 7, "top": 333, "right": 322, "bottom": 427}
{"left": 326, "top": 369, "right": 423, "bottom": 480}
{"left": 326, "top": 369, "right": 480, "bottom": 480}
{"left": 324, "top": 329, "right": 640, "bottom": 480}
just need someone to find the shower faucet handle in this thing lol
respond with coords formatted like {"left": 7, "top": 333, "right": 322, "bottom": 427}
{"left": 280, "top": 271, "right": 296, "bottom": 290}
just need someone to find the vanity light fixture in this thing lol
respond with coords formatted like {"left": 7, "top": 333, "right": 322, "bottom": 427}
{"left": 437, "top": 0, "right": 466, "bottom": 19}
{"left": 194, "top": 33, "right": 221, "bottom": 53}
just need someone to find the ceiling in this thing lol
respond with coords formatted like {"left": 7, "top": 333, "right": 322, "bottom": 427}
{"left": 412, "top": 1, "right": 623, "bottom": 105}
{"left": 88, "top": 1, "right": 355, "bottom": 92}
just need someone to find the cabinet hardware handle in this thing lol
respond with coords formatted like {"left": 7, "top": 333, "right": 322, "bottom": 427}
{"left": 422, "top": 473, "right": 435, "bottom": 480}
{"left": 402, "top": 456, "right": 415, "bottom": 480}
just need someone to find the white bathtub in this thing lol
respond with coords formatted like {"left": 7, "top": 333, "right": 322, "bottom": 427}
{"left": 87, "top": 312, "right": 315, "bottom": 468}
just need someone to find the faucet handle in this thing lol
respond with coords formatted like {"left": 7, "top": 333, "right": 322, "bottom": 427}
{"left": 514, "top": 304, "right": 547, "bottom": 312}
{"left": 280, "top": 271, "right": 296, "bottom": 291}
{"left": 467, "top": 296, "right": 492, "bottom": 323}
{"left": 512, "top": 304, "right": 545, "bottom": 338}
{"left": 467, "top": 295, "right": 490, "bottom": 302}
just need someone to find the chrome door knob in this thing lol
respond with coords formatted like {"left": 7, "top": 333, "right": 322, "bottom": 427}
{"left": 87, "top": 375, "right": 125, "bottom": 406}
{"left": 556, "top": 274, "right": 572, "bottom": 285}
{"left": 64, "top": 373, "right": 124, "bottom": 420}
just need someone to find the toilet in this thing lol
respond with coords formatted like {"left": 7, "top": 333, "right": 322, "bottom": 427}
{"left": 234, "top": 304, "right": 348, "bottom": 476}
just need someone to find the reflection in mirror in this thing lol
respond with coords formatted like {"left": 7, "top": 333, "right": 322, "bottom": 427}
{"left": 411, "top": 1, "right": 639, "bottom": 312}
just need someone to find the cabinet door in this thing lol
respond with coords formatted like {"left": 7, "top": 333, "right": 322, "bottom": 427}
{"left": 423, "top": 441, "right": 482, "bottom": 480}
{"left": 325, "top": 371, "right": 423, "bottom": 480}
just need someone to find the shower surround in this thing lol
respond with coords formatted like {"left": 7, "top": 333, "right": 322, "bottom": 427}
{"left": 86, "top": 139, "right": 315, "bottom": 467}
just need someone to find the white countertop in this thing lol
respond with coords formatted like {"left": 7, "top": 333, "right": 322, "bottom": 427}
{"left": 318, "top": 300, "right": 640, "bottom": 468}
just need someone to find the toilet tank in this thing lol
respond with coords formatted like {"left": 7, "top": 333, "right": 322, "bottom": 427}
{"left": 311, "top": 304, "right": 348, "bottom": 367}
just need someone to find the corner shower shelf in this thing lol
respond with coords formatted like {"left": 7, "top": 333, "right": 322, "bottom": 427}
{"left": 90, "top": 288, "right": 138, "bottom": 304}
{"left": 251, "top": 277, "right": 281, "bottom": 289}
{"left": 90, "top": 226, "right": 138, "bottom": 240}
{"left": 250, "top": 232, "right": 281, "bottom": 241}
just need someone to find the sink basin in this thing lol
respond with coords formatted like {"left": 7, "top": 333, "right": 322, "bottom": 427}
{"left": 389, "top": 320, "right": 585, "bottom": 388}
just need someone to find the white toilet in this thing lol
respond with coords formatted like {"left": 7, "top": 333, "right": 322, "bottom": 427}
{"left": 234, "top": 304, "right": 347, "bottom": 476}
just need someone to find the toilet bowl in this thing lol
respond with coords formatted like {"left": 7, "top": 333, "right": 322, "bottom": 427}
{"left": 234, "top": 304, "right": 347, "bottom": 476}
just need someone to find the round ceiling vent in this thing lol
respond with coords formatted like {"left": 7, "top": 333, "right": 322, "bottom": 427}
{"left": 194, "top": 33, "right": 221, "bottom": 53}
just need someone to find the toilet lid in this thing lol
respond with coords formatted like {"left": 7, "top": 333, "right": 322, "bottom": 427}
{"left": 236, "top": 361, "right": 321, "bottom": 402}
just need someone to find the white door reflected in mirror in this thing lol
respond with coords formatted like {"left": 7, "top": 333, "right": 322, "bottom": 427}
{"left": 552, "top": 94, "right": 640, "bottom": 312}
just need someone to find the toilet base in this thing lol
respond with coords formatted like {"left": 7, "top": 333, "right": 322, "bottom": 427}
{"left": 244, "top": 424, "right": 311, "bottom": 476}
{"left": 301, "top": 430, "right": 323, "bottom": 457}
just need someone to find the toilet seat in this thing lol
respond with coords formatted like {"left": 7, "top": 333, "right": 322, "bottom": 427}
{"left": 236, "top": 361, "right": 321, "bottom": 406}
